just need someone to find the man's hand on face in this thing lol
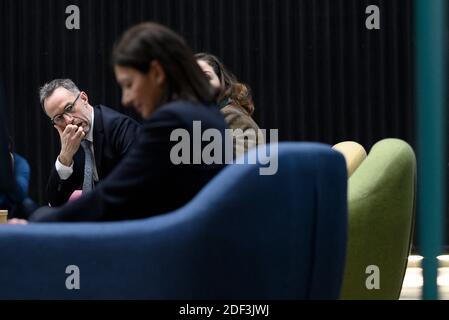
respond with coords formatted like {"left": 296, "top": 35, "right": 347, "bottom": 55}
{"left": 56, "top": 124, "right": 86, "bottom": 167}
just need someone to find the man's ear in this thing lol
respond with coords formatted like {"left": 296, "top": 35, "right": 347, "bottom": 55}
{"left": 149, "top": 60, "right": 166, "bottom": 86}
{"left": 80, "top": 91, "right": 89, "bottom": 105}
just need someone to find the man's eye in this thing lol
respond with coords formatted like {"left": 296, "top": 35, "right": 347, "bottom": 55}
{"left": 65, "top": 104, "right": 74, "bottom": 112}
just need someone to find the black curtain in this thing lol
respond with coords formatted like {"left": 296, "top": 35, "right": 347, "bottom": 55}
{"left": 0, "top": 0, "right": 416, "bottom": 231}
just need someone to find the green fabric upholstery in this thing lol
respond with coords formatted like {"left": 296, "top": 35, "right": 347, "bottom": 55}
{"left": 340, "top": 138, "right": 416, "bottom": 299}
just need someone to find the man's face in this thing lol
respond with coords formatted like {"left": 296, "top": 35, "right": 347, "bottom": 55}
{"left": 43, "top": 87, "right": 92, "bottom": 134}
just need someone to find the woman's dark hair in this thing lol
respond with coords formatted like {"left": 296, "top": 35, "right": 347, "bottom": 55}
{"left": 112, "top": 22, "right": 217, "bottom": 108}
{"left": 195, "top": 52, "right": 255, "bottom": 116}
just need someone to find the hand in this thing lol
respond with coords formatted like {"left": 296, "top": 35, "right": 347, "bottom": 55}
{"left": 7, "top": 218, "right": 28, "bottom": 225}
{"left": 56, "top": 124, "right": 85, "bottom": 166}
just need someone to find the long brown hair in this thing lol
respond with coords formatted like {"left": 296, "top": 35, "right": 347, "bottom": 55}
{"left": 195, "top": 53, "right": 255, "bottom": 115}
{"left": 113, "top": 22, "right": 217, "bottom": 108}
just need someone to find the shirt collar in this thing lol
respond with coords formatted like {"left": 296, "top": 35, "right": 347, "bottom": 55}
{"left": 86, "top": 108, "right": 95, "bottom": 142}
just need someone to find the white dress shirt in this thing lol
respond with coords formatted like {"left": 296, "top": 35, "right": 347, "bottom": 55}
{"left": 55, "top": 109, "right": 99, "bottom": 182}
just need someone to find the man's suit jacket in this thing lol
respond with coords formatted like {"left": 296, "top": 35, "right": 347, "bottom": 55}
{"left": 31, "top": 100, "right": 227, "bottom": 222}
{"left": 46, "top": 105, "right": 141, "bottom": 207}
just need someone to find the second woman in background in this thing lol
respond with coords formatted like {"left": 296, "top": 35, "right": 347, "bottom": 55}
{"left": 195, "top": 53, "right": 264, "bottom": 159}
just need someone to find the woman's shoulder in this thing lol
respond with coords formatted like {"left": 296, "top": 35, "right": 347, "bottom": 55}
{"left": 221, "top": 104, "right": 247, "bottom": 116}
{"left": 143, "top": 100, "right": 227, "bottom": 131}
{"left": 155, "top": 100, "right": 216, "bottom": 116}
{"left": 221, "top": 104, "right": 260, "bottom": 132}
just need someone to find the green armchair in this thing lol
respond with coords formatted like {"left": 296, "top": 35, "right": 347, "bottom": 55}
{"left": 340, "top": 138, "right": 416, "bottom": 299}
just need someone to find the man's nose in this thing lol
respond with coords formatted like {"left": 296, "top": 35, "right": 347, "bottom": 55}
{"left": 62, "top": 113, "right": 74, "bottom": 124}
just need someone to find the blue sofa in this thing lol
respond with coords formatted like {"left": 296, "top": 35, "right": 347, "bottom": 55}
{"left": 0, "top": 143, "right": 348, "bottom": 299}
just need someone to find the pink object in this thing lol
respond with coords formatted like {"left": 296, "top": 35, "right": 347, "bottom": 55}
{"left": 69, "top": 190, "right": 83, "bottom": 202}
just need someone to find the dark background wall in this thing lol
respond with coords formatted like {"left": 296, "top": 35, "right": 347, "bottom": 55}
{"left": 0, "top": 0, "right": 417, "bottom": 235}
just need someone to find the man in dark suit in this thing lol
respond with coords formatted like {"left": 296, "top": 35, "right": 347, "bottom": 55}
{"left": 40, "top": 79, "right": 140, "bottom": 207}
